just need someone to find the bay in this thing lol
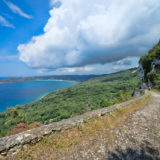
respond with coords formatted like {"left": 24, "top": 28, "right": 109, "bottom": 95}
{"left": 0, "top": 80, "right": 77, "bottom": 112}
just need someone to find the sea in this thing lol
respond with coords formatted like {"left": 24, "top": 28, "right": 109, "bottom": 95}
{"left": 0, "top": 80, "right": 78, "bottom": 112}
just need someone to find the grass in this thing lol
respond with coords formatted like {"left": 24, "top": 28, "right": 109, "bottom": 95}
{"left": 152, "top": 89, "right": 160, "bottom": 93}
{"left": 15, "top": 94, "right": 151, "bottom": 160}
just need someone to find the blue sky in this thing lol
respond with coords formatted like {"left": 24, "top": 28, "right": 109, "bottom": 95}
{"left": 0, "top": 0, "right": 51, "bottom": 76}
{"left": 0, "top": 0, "right": 160, "bottom": 77}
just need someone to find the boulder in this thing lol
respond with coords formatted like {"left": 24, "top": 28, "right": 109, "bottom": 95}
{"left": 132, "top": 89, "right": 143, "bottom": 97}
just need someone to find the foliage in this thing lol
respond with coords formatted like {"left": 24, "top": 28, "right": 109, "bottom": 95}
{"left": 0, "top": 68, "right": 140, "bottom": 137}
{"left": 147, "top": 72, "right": 159, "bottom": 86}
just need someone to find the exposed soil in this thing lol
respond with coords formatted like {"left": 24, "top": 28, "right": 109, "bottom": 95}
{"left": 7, "top": 122, "right": 41, "bottom": 136}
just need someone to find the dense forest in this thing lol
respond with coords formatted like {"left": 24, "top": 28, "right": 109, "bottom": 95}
{"left": 139, "top": 40, "right": 160, "bottom": 87}
{"left": 0, "top": 68, "right": 140, "bottom": 137}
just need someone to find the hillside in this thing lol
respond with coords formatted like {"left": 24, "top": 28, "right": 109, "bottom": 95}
{"left": 139, "top": 40, "right": 160, "bottom": 88}
{"left": 0, "top": 68, "right": 140, "bottom": 137}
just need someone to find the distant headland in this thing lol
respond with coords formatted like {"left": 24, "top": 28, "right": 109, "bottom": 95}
{"left": 0, "top": 75, "right": 100, "bottom": 84}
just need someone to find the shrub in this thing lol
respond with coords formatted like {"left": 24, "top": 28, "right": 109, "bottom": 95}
{"left": 147, "top": 72, "right": 158, "bottom": 85}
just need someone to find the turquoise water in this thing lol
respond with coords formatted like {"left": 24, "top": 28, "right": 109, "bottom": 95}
{"left": 0, "top": 77, "right": 6, "bottom": 80}
{"left": 0, "top": 80, "right": 77, "bottom": 112}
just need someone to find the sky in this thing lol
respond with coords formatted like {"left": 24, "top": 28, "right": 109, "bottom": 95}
{"left": 0, "top": 0, "right": 160, "bottom": 77}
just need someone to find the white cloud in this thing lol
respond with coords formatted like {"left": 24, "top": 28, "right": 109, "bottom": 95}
{"left": 62, "top": 66, "right": 94, "bottom": 73}
{"left": 0, "top": 15, "right": 14, "bottom": 28}
{"left": 49, "top": 0, "right": 60, "bottom": 7}
{"left": 18, "top": 0, "right": 160, "bottom": 71}
{"left": 37, "top": 66, "right": 94, "bottom": 75}
{"left": 112, "top": 57, "right": 139, "bottom": 70}
{"left": 36, "top": 57, "right": 139, "bottom": 75}
{"left": 3, "top": 0, "right": 32, "bottom": 19}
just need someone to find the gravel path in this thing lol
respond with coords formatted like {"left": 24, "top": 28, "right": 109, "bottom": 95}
{"left": 55, "top": 92, "right": 160, "bottom": 160}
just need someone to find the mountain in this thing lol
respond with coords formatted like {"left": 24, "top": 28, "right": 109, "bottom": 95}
{"left": 0, "top": 68, "right": 140, "bottom": 137}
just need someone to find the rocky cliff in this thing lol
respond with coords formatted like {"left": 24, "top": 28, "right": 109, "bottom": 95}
{"left": 139, "top": 40, "right": 160, "bottom": 89}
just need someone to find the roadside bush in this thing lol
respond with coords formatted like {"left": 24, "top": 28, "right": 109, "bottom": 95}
{"left": 147, "top": 72, "right": 158, "bottom": 85}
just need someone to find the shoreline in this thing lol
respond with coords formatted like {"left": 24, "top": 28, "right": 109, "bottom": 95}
{"left": 0, "top": 81, "right": 78, "bottom": 113}
{"left": 0, "top": 90, "right": 53, "bottom": 113}
{"left": 33, "top": 79, "right": 78, "bottom": 83}
{"left": 0, "top": 79, "right": 79, "bottom": 84}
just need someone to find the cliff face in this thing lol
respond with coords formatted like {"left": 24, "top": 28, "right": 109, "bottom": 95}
{"left": 139, "top": 41, "right": 160, "bottom": 89}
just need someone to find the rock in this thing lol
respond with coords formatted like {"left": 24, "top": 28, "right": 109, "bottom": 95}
{"left": 139, "top": 65, "right": 148, "bottom": 89}
{"left": 139, "top": 64, "right": 145, "bottom": 81}
{"left": 139, "top": 59, "right": 160, "bottom": 90}
{"left": 141, "top": 83, "right": 148, "bottom": 90}
{"left": 132, "top": 89, "right": 143, "bottom": 97}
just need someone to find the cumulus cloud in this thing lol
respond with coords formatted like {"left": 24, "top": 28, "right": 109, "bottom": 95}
{"left": 37, "top": 57, "right": 139, "bottom": 75}
{"left": 18, "top": 0, "right": 160, "bottom": 70}
{"left": 0, "top": 15, "right": 14, "bottom": 28}
{"left": 3, "top": 0, "right": 32, "bottom": 19}
{"left": 62, "top": 66, "right": 94, "bottom": 73}
{"left": 113, "top": 57, "right": 136, "bottom": 66}
{"left": 112, "top": 57, "right": 139, "bottom": 70}
{"left": 49, "top": 0, "right": 61, "bottom": 8}
{"left": 37, "top": 66, "right": 94, "bottom": 75}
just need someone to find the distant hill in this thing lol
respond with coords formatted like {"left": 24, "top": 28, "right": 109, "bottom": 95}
{"left": 0, "top": 68, "right": 140, "bottom": 137}
{"left": 0, "top": 75, "right": 101, "bottom": 84}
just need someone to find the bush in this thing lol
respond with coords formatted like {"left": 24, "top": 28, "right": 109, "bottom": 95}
{"left": 147, "top": 72, "right": 158, "bottom": 85}
{"left": 100, "top": 98, "right": 112, "bottom": 107}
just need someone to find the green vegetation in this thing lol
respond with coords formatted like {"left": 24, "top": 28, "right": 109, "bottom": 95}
{"left": 139, "top": 40, "right": 160, "bottom": 87}
{"left": 0, "top": 68, "right": 140, "bottom": 137}
{"left": 147, "top": 72, "right": 160, "bottom": 87}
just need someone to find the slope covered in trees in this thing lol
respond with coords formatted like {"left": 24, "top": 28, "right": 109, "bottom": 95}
{"left": 0, "top": 68, "right": 140, "bottom": 137}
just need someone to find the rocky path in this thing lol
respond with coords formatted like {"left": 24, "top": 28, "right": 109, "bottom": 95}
{"left": 55, "top": 92, "right": 160, "bottom": 160}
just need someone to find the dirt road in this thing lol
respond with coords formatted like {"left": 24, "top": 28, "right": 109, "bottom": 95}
{"left": 55, "top": 92, "right": 160, "bottom": 160}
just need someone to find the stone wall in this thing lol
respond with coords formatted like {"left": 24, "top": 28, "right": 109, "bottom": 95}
{"left": 0, "top": 92, "right": 148, "bottom": 157}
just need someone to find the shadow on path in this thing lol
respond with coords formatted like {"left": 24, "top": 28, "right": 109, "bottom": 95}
{"left": 107, "top": 141, "right": 160, "bottom": 160}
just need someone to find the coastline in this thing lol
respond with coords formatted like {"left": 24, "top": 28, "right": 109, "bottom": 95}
{"left": 0, "top": 91, "right": 53, "bottom": 113}
{"left": 37, "top": 80, "right": 78, "bottom": 100}
{"left": 0, "top": 79, "right": 79, "bottom": 84}
{"left": 33, "top": 79, "right": 78, "bottom": 83}
{"left": 0, "top": 80, "right": 78, "bottom": 113}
